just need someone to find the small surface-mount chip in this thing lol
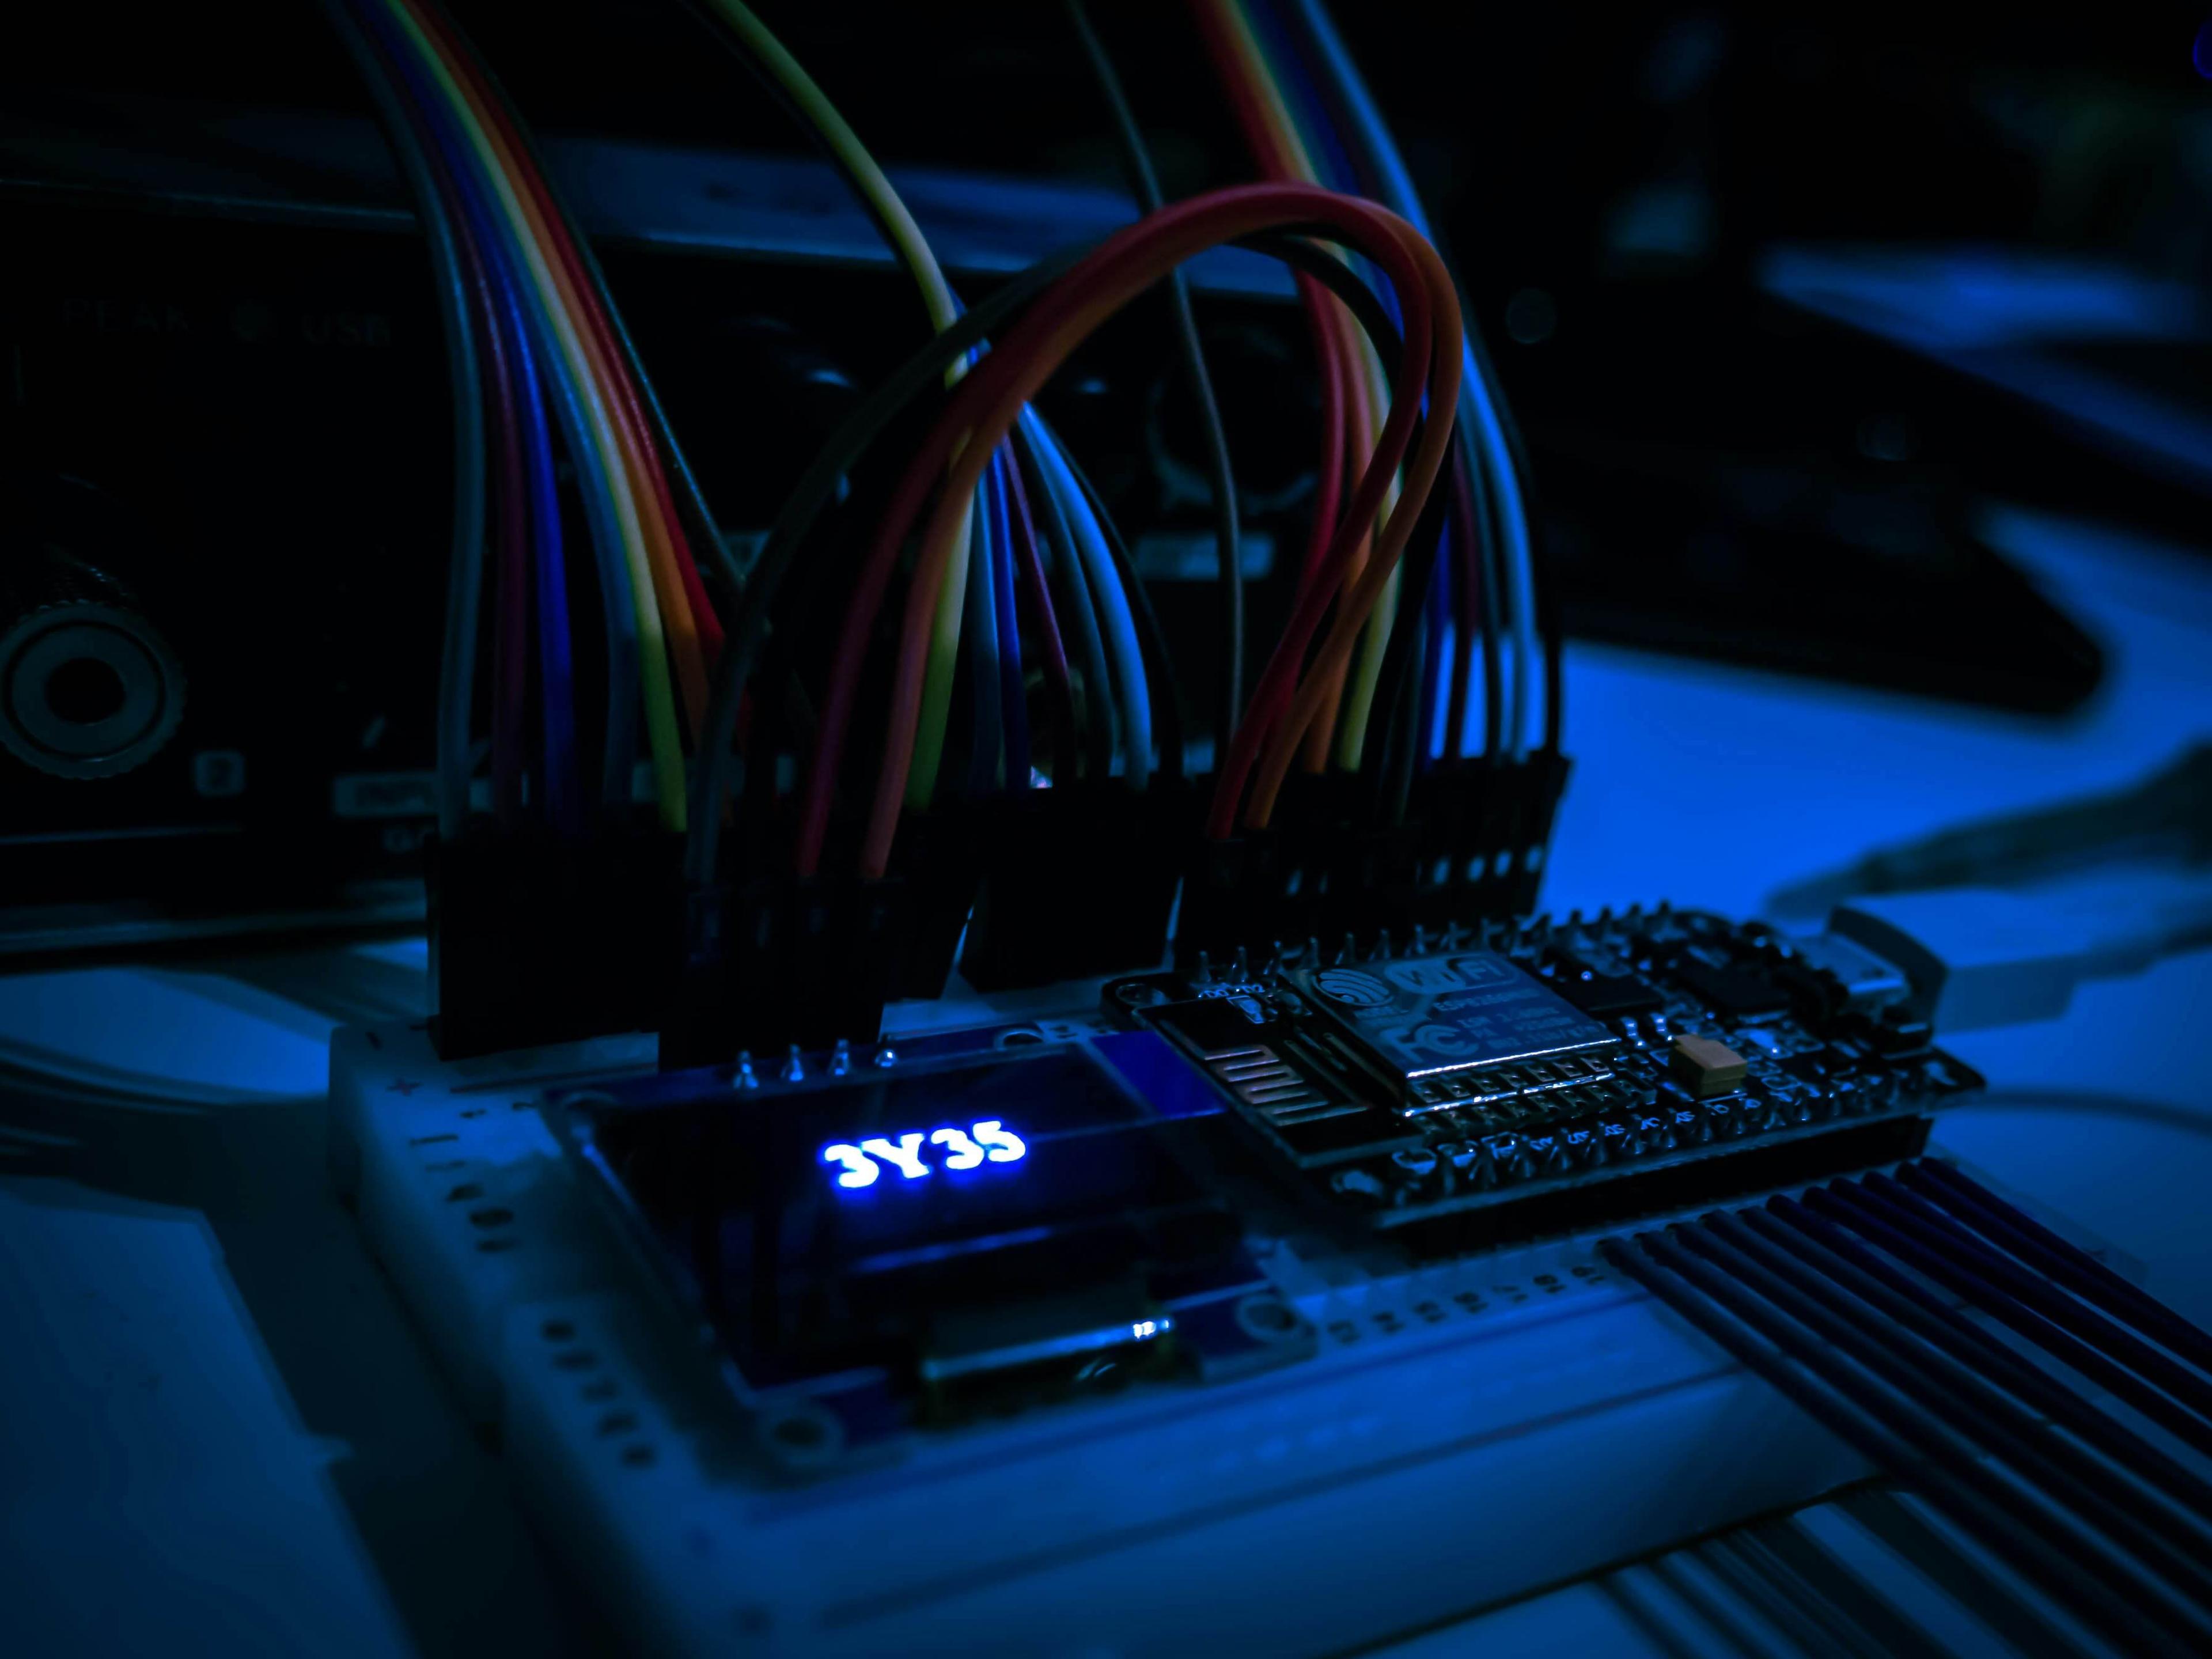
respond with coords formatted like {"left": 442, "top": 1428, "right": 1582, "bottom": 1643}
{"left": 1671, "top": 1033, "right": 1748, "bottom": 1098}
{"left": 1673, "top": 956, "right": 1791, "bottom": 1021}
{"left": 1550, "top": 957, "right": 1666, "bottom": 1018}
{"left": 1290, "top": 949, "right": 1619, "bottom": 1114}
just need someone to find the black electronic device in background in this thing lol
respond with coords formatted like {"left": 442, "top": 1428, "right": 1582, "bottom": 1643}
{"left": 0, "top": 202, "right": 444, "bottom": 951}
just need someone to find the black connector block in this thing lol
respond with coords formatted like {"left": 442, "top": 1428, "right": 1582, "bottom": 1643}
{"left": 888, "top": 805, "right": 984, "bottom": 1000}
{"left": 1403, "top": 751, "right": 1572, "bottom": 933}
{"left": 958, "top": 779, "right": 1194, "bottom": 989}
{"left": 1172, "top": 772, "right": 1410, "bottom": 964}
{"left": 1175, "top": 754, "right": 1571, "bottom": 963}
{"left": 426, "top": 828, "right": 684, "bottom": 1061}
{"left": 662, "top": 873, "right": 908, "bottom": 1067}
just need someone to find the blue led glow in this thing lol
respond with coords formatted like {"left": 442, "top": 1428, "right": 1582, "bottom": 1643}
{"left": 929, "top": 1126, "right": 986, "bottom": 1170}
{"left": 820, "top": 1120, "right": 1026, "bottom": 1190}
{"left": 2196, "top": 22, "right": 2212, "bottom": 79}
{"left": 859, "top": 1133, "right": 930, "bottom": 1180}
{"left": 820, "top": 1143, "right": 880, "bottom": 1189}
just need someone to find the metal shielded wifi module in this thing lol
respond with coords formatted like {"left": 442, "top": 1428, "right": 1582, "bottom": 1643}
{"left": 1287, "top": 949, "right": 1621, "bottom": 1112}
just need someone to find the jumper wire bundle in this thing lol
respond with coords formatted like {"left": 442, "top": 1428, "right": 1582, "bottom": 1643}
{"left": 334, "top": 0, "right": 1561, "bottom": 1046}
{"left": 680, "top": 0, "right": 1167, "bottom": 889}
{"left": 1194, "top": 0, "right": 1559, "bottom": 807}
{"left": 325, "top": 0, "right": 738, "bottom": 840}
{"left": 679, "top": 1, "right": 1495, "bottom": 885}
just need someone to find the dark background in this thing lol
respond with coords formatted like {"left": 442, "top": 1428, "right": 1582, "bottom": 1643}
{"left": 17, "top": 2, "right": 2212, "bottom": 712}
{"left": 18, "top": 5, "right": 2212, "bottom": 300}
